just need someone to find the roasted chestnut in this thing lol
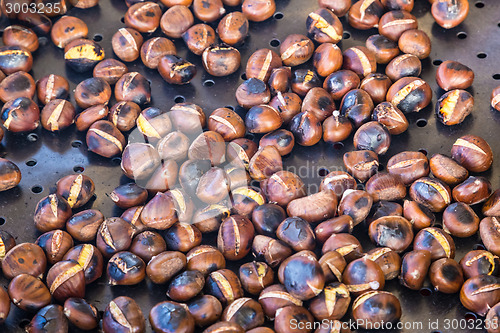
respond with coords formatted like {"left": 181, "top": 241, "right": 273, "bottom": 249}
{"left": 306, "top": 8, "right": 343, "bottom": 44}
{"left": 366, "top": 34, "right": 399, "bottom": 64}
{"left": 460, "top": 250, "right": 499, "bottom": 279}
{"left": 369, "top": 216, "right": 413, "bottom": 253}
{"left": 8, "top": 273, "right": 51, "bottom": 312}
{"left": 36, "top": 230, "right": 74, "bottom": 265}
{"left": 103, "top": 296, "right": 146, "bottom": 333}
{"left": 279, "top": 34, "right": 314, "bottom": 67}
{"left": 218, "top": 215, "right": 255, "bottom": 261}
{"left": 0, "top": 158, "right": 22, "bottom": 192}
{"left": 342, "top": 46, "right": 377, "bottom": 78}
{"left": 115, "top": 72, "right": 151, "bottom": 105}
{"left": 63, "top": 244, "right": 104, "bottom": 285}
{"left": 218, "top": 12, "right": 249, "bottom": 46}
{"left": 460, "top": 275, "right": 500, "bottom": 316}
{"left": 160, "top": 5, "right": 194, "bottom": 38}
{"left": 409, "top": 177, "right": 451, "bottom": 212}
{"left": 46, "top": 260, "right": 85, "bottom": 302}
{"left": 432, "top": 0, "right": 469, "bottom": 29}
{"left": 1, "top": 97, "right": 40, "bottom": 133}
{"left": 147, "top": 251, "right": 186, "bottom": 284}
{"left": 451, "top": 135, "right": 493, "bottom": 173}
{"left": 278, "top": 251, "right": 325, "bottom": 300}
{"left": 63, "top": 298, "right": 99, "bottom": 331}
{"left": 352, "top": 291, "right": 401, "bottom": 328}
{"left": 93, "top": 59, "right": 128, "bottom": 85}
{"left": 111, "top": 28, "right": 143, "bottom": 62}
{"left": 436, "top": 89, "right": 474, "bottom": 126}
{"left": 242, "top": 0, "right": 275, "bottom": 22}
{"left": 414, "top": 227, "right": 455, "bottom": 260}
{"left": 205, "top": 269, "right": 244, "bottom": 305}
{"left": 400, "top": 249, "right": 432, "bottom": 290}
{"left": 386, "top": 77, "right": 432, "bottom": 113}
{"left": 202, "top": 45, "right": 241, "bottom": 77}
{"left": 347, "top": 0, "right": 384, "bottom": 30}
{"left": 222, "top": 297, "right": 265, "bottom": 330}
{"left": 342, "top": 257, "right": 385, "bottom": 296}
{"left": 28, "top": 305, "right": 68, "bottom": 332}
{"left": 378, "top": 10, "right": 418, "bottom": 41}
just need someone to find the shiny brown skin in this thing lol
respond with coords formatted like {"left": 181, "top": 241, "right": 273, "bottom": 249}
{"left": 324, "top": 70, "right": 361, "bottom": 100}
{"left": 0, "top": 158, "right": 21, "bottom": 192}
{"left": 366, "top": 172, "right": 406, "bottom": 202}
{"left": 260, "top": 129, "right": 295, "bottom": 156}
{"left": 51, "top": 16, "right": 88, "bottom": 48}
{"left": 164, "top": 222, "right": 201, "bottom": 252}
{"left": 86, "top": 120, "right": 126, "bottom": 158}
{"left": 353, "top": 121, "right": 391, "bottom": 155}
{"left": 453, "top": 176, "right": 490, "bottom": 205}
{"left": 186, "top": 295, "right": 222, "bottom": 327}
{"left": 231, "top": 186, "right": 265, "bottom": 217}
{"left": 186, "top": 245, "right": 225, "bottom": 277}
{"left": 279, "top": 34, "right": 314, "bottom": 67}
{"left": 387, "top": 54, "right": 421, "bottom": 83}
{"left": 3, "top": 25, "right": 38, "bottom": 52}
{"left": 347, "top": 0, "right": 384, "bottom": 30}
{"left": 343, "top": 150, "right": 379, "bottom": 182}
{"left": 275, "top": 305, "right": 313, "bottom": 333}
{"left": 323, "top": 113, "right": 353, "bottom": 143}
{"left": 141, "top": 37, "right": 176, "bottom": 69}
{"left": 302, "top": 87, "right": 335, "bottom": 121}
{"left": 379, "top": 10, "right": 418, "bottom": 41}
{"left": 269, "top": 92, "right": 301, "bottom": 124}
{"left": 109, "top": 100, "right": 141, "bottom": 131}
{"left": 369, "top": 216, "right": 413, "bottom": 253}
{"left": 432, "top": 0, "right": 469, "bottom": 29}
{"left": 340, "top": 89, "right": 374, "bottom": 127}
{"left": 95, "top": 217, "right": 134, "bottom": 258}
{"left": 361, "top": 73, "right": 392, "bottom": 104}
{"left": 35, "top": 230, "right": 73, "bottom": 265}
{"left": 319, "top": 171, "right": 357, "bottom": 200}
{"left": 0, "top": 45, "right": 32, "bottom": 75}
{"left": 236, "top": 78, "right": 271, "bottom": 109}
{"left": 484, "top": 190, "right": 500, "bottom": 217}
{"left": 0, "top": 71, "right": 35, "bottom": 102}
{"left": 193, "top": 0, "right": 225, "bottom": 22}
{"left": 287, "top": 191, "right": 338, "bottom": 224}
{"left": 245, "top": 105, "right": 282, "bottom": 134}
{"left": 258, "top": 284, "right": 303, "bottom": 319}
{"left": 64, "top": 38, "right": 105, "bottom": 73}
{"left": 36, "top": 74, "right": 69, "bottom": 105}
{"left": 249, "top": 145, "right": 283, "bottom": 181}
{"left": 400, "top": 250, "right": 432, "bottom": 290}
{"left": 63, "top": 298, "right": 99, "bottom": 330}
{"left": 93, "top": 59, "right": 128, "bottom": 85}
{"left": 372, "top": 102, "right": 408, "bottom": 135}
{"left": 161, "top": 5, "right": 194, "bottom": 38}
{"left": 387, "top": 151, "right": 429, "bottom": 185}
{"left": 0, "top": 287, "right": 9, "bottom": 323}
{"left": 268, "top": 67, "right": 292, "bottom": 95}
{"left": 159, "top": 55, "right": 197, "bottom": 85}
{"left": 107, "top": 251, "right": 146, "bottom": 286}
{"left": 387, "top": 77, "right": 432, "bottom": 113}
{"left": 429, "top": 258, "right": 464, "bottom": 293}
{"left": 318, "top": 0, "right": 351, "bottom": 16}
{"left": 182, "top": 24, "right": 216, "bottom": 56}
{"left": 169, "top": 103, "right": 205, "bottom": 134}
{"left": 202, "top": 45, "right": 241, "bottom": 77}
{"left": 366, "top": 34, "right": 399, "bottom": 64}
{"left": 27, "top": 305, "right": 68, "bottom": 333}
{"left": 276, "top": 217, "right": 316, "bottom": 252}
{"left": 260, "top": 170, "right": 305, "bottom": 207}
{"left": 74, "top": 77, "right": 111, "bottom": 108}
{"left": 17, "top": 12, "right": 52, "bottom": 35}
{"left": 103, "top": 296, "right": 146, "bottom": 333}
{"left": 167, "top": 270, "right": 205, "bottom": 302}
{"left": 436, "top": 60, "right": 474, "bottom": 91}
{"left": 342, "top": 258, "right": 385, "bottom": 296}
{"left": 403, "top": 200, "right": 435, "bottom": 230}
{"left": 222, "top": 298, "right": 264, "bottom": 330}
{"left": 366, "top": 247, "right": 402, "bottom": 280}
{"left": 34, "top": 194, "right": 72, "bottom": 232}
{"left": 8, "top": 273, "right": 51, "bottom": 312}
{"left": 367, "top": 200, "right": 403, "bottom": 224}
{"left": 414, "top": 227, "right": 455, "bottom": 260}
{"left": 125, "top": 2, "right": 161, "bottom": 33}
{"left": 205, "top": 269, "right": 244, "bottom": 305}
{"left": 352, "top": 291, "right": 401, "bottom": 328}
{"left": 121, "top": 206, "right": 148, "bottom": 235}
{"left": 451, "top": 134, "right": 493, "bottom": 173}
{"left": 218, "top": 12, "right": 249, "bottom": 46}
{"left": 246, "top": 49, "right": 282, "bottom": 83}
{"left": 487, "top": 302, "right": 500, "bottom": 333}
{"left": 460, "top": 275, "right": 500, "bottom": 316}
{"left": 111, "top": 28, "right": 143, "bottom": 62}
{"left": 460, "top": 250, "right": 499, "bottom": 280}
{"left": 239, "top": 261, "right": 274, "bottom": 295}
{"left": 480, "top": 217, "right": 500, "bottom": 256}
{"left": 147, "top": 251, "right": 186, "bottom": 284}
{"left": 137, "top": 107, "right": 172, "bottom": 141}
{"left": 430, "top": 154, "right": 469, "bottom": 186}
{"left": 204, "top": 322, "right": 244, "bottom": 333}
{"left": 1, "top": 97, "right": 40, "bottom": 132}
{"left": 313, "top": 43, "right": 343, "bottom": 77}
{"left": 129, "top": 231, "right": 166, "bottom": 262}
{"left": 315, "top": 216, "right": 354, "bottom": 244}
{"left": 178, "top": 159, "right": 211, "bottom": 197}
{"left": 192, "top": 204, "right": 230, "bottom": 234}
{"left": 252, "top": 236, "right": 292, "bottom": 269}
{"left": 309, "top": 282, "right": 350, "bottom": 320}
{"left": 319, "top": 251, "right": 347, "bottom": 283}
{"left": 307, "top": 8, "right": 343, "bottom": 44}
{"left": 399, "top": 29, "right": 431, "bottom": 59}
{"left": 279, "top": 251, "right": 325, "bottom": 300}
{"left": 436, "top": 89, "right": 474, "bottom": 126}
{"left": 115, "top": 72, "right": 151, "bottom": 105}
{"left": 291, "top": 69, "right": 321, "bottom": 97}
{"left": 242, "top": 0, "right": 275, "bottom": 22}
{"left": 289, "top": 111, "right": 322, "bottom": 146}
{"left": 63, "top": 244, "right": 103, "bottom": 285}
{"left": 491, "top": 85, "right": 500, "bottom": 112}
{"left": 218, "top": 215, "right": 255, "bottom": 261}
{"left": 46, "top": 260, "right": 85, "bottom": 302}
{"left": 40, "top": 99, "right": 75, "bottom": 132}
{"left": 409, "top": 177, "right": 451, "bottom": 212}
{"left": 121, "top": 143, "right": 160, "bottom": 181}
{"left": 342, "top": 46, "right": 377, "bottom": 78}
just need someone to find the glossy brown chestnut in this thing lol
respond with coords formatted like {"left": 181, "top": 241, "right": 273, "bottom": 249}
{"left": 96, "top": 217, "right": 134, "bottom": 258}
{"left": 347, "top": 0, "right": 384, "bottom": 30}
{"left": 289, "top": 111, "right": 322, "bottom": 146}
{"left": 276, "top": 217, "right": 315, "bottom": 252}
{"left": 369, "top": 216, "right": 413, "bottom": 253}
{"left": 274, "top": 305, "right": 314, "bottom": 333}
{"left": 366, "top": 34, "right": 399, "bottom": 64}
{"left": 63, "top": 244, "right": 104, "bottom": 285}
{"left": 242, "top": 0, "right": 275, "bottom": 22}
{"left": 218, "top": 215, "right": 255, "bottom": 261}
{"left": 258, "top": 284, "right": 303, "bottom": 319}
{"left": 268, "top": 67, "right": 292, "bottom": 95}
{"left": 205, "top": 268, "right": 244, "bottom": 305}
{"left": 1, "top": 97, "right": 40, "bottom": 132}
{"left": 432, "top": 0, "right": 469, "bottom": 29}
{"left": 164, "top": 221, "right": 201, "bottom": 252}
{"left": 460, "top": 275, "right": 500, "bottom": 316}
{"left": 86, "top": 120, "right": 126, "bottom": 158}
{"left": 430, "top": 153, "right": 469, "bottom": 186}
{"left": 158, "top": 55, "right": 197, "bottom": 85}
{"left": 93, "top": 59, "right": 128, "bottom": 85}
{"left": 259, "top": 129, "right": 295, "bottom": 156}
{"left": 486, "top": 303, "right": 500, "bottom": 333}
{"left": 460, "top": 250, "right": 499, "bottom": 280}
{"left": 115, "top": 72, "right": 151, "bottom": 105}
{"left": 318, "top": 250, "right": 347, "bottom": 283}
{"left": 186, "top": 245, "right": 225, "bottom": 277}
{"left": 279, "top": 34, "right": 314, "bottom": 67}
{"left": 65, "top": 210, "right": 103, "bottom": 242}
{"left": 222, "top": 297, "right": 265, "bottom": 330}
{"left": 291, "top": 69, "right": 321, "bottom": 96}
{"left": 186, "top": 295, "right": 222, "bottom": 327}
{"left": 378, "top": 10, "right": 418, "bottom": 41}
{"left": 429, "top": 258, "right": 464, "bottom": 293}
{"left": 129, "top": 230, "right": 166, "bottom": 263}
{"left": 403, "top": 200, "right": 435, "bottom": 230}
{"left": 323, "top": 70, "right": 361, "bottom": 100}
{"left": 0, "top": 158, "right": 21, "bottom": 192}
{"left": 245, "top": 105, "right": 282, "bottom": 134}
{"left": 352, "top": 291, "right": 401, "bottom": 328}
{"left": 40, "top": 99, "right": 74, "bottom": 132}
{"left": 140, "top": 38, "right": 176, "bottom": 70}
{"left": 107, "top": 251, "right": 145, "bottom": 286}
{"left": 192, "top": 204, "right": 230, "bottom": 233}
{"left": 409, "top": 177, "right": 451, "bottom": 212}
{"left": 386, "top": 54, "right": 422, "bottom": 82}
{"left": 323, "top": 113, "right": 353, "bottom": 143}
{"left": 302, "top": 87, "right": 335, "bottom": 122}
{"left": 51, "top": 16, "right": 88, "bottom": 48}
{"left": 17, "top": 12, "right": 52, "bottom": 35}
{"left": 136, "top": 107, "right": 172, "bottom": 141}
{"left": 63, "top": 298, "right": 99, "bottom": 331}
{"left": 167, "top": 270, "right": 205, "bottom": 302}
{"left": 287, "top": 190, "right": 338, "bottom": 224}
{"left": 36, "top": 230, "right": 73, "bottom": 265}
{"left": 27, "top": 305, "right": 68, "bottom": 333}
{"left": 246, "top": 49, "right": 282, "bottom": 83}
{"left": 366, "top": 172, "right": 406, "bottom": 202}
{"left": 236, "top": 78, "right": 271, "bottom": 109}
{"left": 399, "top": 29, "right": 431, "bottom": 59}
{"left": 361, "top": 74, "right": 392, "bottom": 105}
{"left": 309, "top": 282, "right": 350, "bottom": 321}
{"left": 0, "top": 71, "right": 35, "bottom": 103}
{"left": 387, "top": 151, "right": 429, "bottom": 185}
{"left": 0, "top": 230, "right": 15, "bottom": 262}
{"left": 218, "top": 12, "right": 249, "bottom": 46}
{"left": 160, "top": 5, "right": 194, "bottom": 39}
{"left": 239, "top": 261, "right": 274, "bottom": 295}
{"left": 365, "top": 247, "right": 402, "bottom": 280}
{"left": 483, "top": 190, "right": 500, "bottom": 218}
{"left": 353, "top": 121, "right": 391, "bottom": 155}
{"left": 146, "top": 251, "right": 186, "bottom": 284}
{"left": 125, "top": 2, "right": 161, "bottom": 33}
{"left": 46, "top": 260, "right": 85, "bottom": 302}
{"left": 192, "top": 0, "right": 225, "bottom": 22}
{"left": 387, "top": 77, "right": 432, "bottom": 113}
{"left": 202, "top": 44, "right": 241, "bottom": 77}
{"left": 480, "top": 217, "right": 500, "bottom": 256}
{"left": 313, "top": 43, "right": 343, "bottom": 78}
{"left": 74, "top": 77, "right": 111, "bottom": 108}
{"left": 315, "top": 216, "right": 354, "bottom": 244}
{"left": 307, "top": 8, "right": 343, "bottom": 44}
{"left": 372, "top": 102, "right": 408, "bottom": 135}
{"left": 318, "top": 0, "right": 352, "bottom": 16}
{"left": 249, "top": 145, "right": 283, "bottom": 181}
{"left": 181, "top": 24, "right": 216, "bottom": 56}
{"left": 36, "top": 74, "right": 69, "bottom": 105}
{"left": 279, "top": 251, "right": 325, "bottom": 300}
{"left": 343, "top": 46, "right": 377, "bottom": 78}
{"left": 112, "top": 28, "right": 143, "bottom": 62}
{"left": 207, "top": 108, "right": 244, "bottom": 141}
{"left": 8, "top": 273, "right": 51, "bottom": 312}
{"left": 252, "top": 236, "right": 293, "bottom": 269}
{"left": 343, "top": 150, "right": 379, "bottom": 182}
{"left": 103, "top": 296, "right": 146, "bottom": 333}
{"left": 56, "top": 174, "right": 94, "bottom": 209}
{"left": 414, "top": 227, "right": 455, "bottom": 260}
{"left": 400, "top": 249, "right": 432, "bottom": 290}
{"left": 269, "top": 92, "right": 301, "bottom": 124}
{"left": 453, "top": 176, "right": 490, "bottom": 205}
{"left": 121, "top": 206, "right": 148, "bottom": 235}
{"left": 436, "top": 60, "right": 474, "bottom": 91}
{"left": 451, "top": 135, "right": 493, "bottom": 173}
{"left": 168, "top": 102, "right": 205, "bottom": 134}
{"left": 3, "top": 25, "right": 38, "bottom": 52}
{"left": 342, "top": 258, "right": 385, "bottom": 296}
{"left": 34, "top": 194, "right": 72, "bottom": 232}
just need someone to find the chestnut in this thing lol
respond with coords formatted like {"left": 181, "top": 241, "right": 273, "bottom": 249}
{"left": 165, "top": 222, "right": 201, "bottom": 252}
{"left": 353, "top": 121, "right": 391, "bottom": 155}
{"left": 289, "top": 111, "right": 322, "bottom": 146}
{"left": 0, "top": 158, "right": 22, "bottom": 192}
{"left": 187, "top": 295, "right": 222, "bottom": 327}
{"left": 352, "top": 291, "right": 401, "bottom": 328}
{"left": 343, "top": 150, "right": 379, "bottom": 182}
{"left": 366, "top": 172, "right": 406, "bottom": 202}
{"left": 451, "top": 134, "right": 493, "bottom": 173}
{"left": 192, "top": 0, "right": 225, "bottom": 22}
{"left": 8, "top": 273, "right": 51, "bottom": 312}
{"left": 387, "top": 151, "right": 430, "bottom": 185}
{"left": 249, "top": 146, "right": 283, "bottom": 181}
{"left": 429, "top": 258, "right": 464, "bottom": 294}
{"left": 3, "top": 25, "right": 38, "bottom": 52}
{"left": 460, "top": 250, "right": 499, "bottom": 280}
{"left": 0, "top": 288, "right": 8, "bottom": 322}
{"left": 0, "top": 71, "right": 35, "bottom": 103}
{"left": 436, "top": 60, "right": 474, "bottom": 91}
{"left": 207, "top": 108, "right": 245, "bottom": 142}
{"left": 323, "top": 113, "right": 353, "bottom": 144}
{"left": 74, "top": 77, "right": 111, "bottom": 108}
{"left": 258, "top": 284, "right": 303, "bottom": 319}
{"left": 315, "top": 216, "right": 354, "bottom": 243}
{"left": 319, "top": 170, "right": 357, "bottom": 199}
{"left": 222, "top": 298, "right": 265, "bottom": 330}
{"left": 246, "top": 49, "right": 282, "bottom": 83}
{"left": 287, "top": 190, "right": 338, "bottom": 224}
{"left": 147, "top": 251, "right": 186, "bottom": 284}
{"left": 1, "top": 97, "right": 40, "bottom": 132}
{"left": 112, "top": 28, "right": 143, "bottom": 62}
{"left": 442, "top": 202, "right": 479, "bottom": 238}
{"left": 56, "top": 174, "right": 95, "bottom": 209}
{"left": 236, "top": 78, "right": 271, "bottom": 109}
{"left": 460, "top": 275, "right": 500, "bottom": 316}
{"left": 372, "top": 102, "right": 408, "bottom": 135}
{"left": 169, "top": 102, "right": 206, "bottom": 134}
{"left": 161, "top": 5, "right": 194, "bottom": 38}
{"left": 480, "top": 217, "right": 500, "bottom": 256}
{"left": 403, "top": 200, "right": 436, "bottom": 230}
{"left": 309, "top": 282, "right": 350, "bottom": 321}
{"left": 369, "top": 216, "right": 413, "bottom": 253}
{"left": 192, "top": 204, "right": 230, "bottom": 233}
{"left": 365, "top": 247, "right": 402, "bottom": 280}
{"left": 492, "top": 85, "right": 500, "bottom": 112}
{"left": 252, "top": 235, "right": 293, "bottom": 268}
{"left": 343, "top": 46, "right": 377, "bottom": 78}
{"left": 63, "top": 244, "right": 104, "bottom": 285}
{"left": 205, "top": 269, "right": 244, "bottom": 305}
{"left": 75, "top": 104, "right": 109, "bottom": 131}
{"left": 483, "top": 190, "right": 500, "bottom": 217}
{"left": 66, "top": 209, "right": 104, "bottom": 242}
{"left": 63, "top": 298, "right": 99, "bottom": 331}
{"left": 50, "top": 16, "right": 88, "bottom": 48}
{"left": 64, "top": 38, "right": 105, "bottom": 73}
{"left": 96, "top": 217, "right": 134, "bottom": 257}
{"left": 18, "top": 12, "right": 52, "bottom": 35}
{"left": 93, "top": 59, "right": 128, "bottom": 85}
{"left": 239, "top": 261, "right": 274, "bottom": 295}
{"left": 361, "top": 73, "right": 393, "bottom": 105}
{"left": 338, "top": 190, "right": 373, "bottom": 226}
{"left": 347, "top": 0, "right": 384, "bottom": 30}
{"left": 342, "top": 257, "right": 385, "bottom": 296}
{"left": 242, "top": 0, "right": 275, "bottom": 22}
{"left": 313, "top": 43, "right": 343, "bottom": 78}
{"left": 378, "top": 10, "right": 418, "bottom": 41}
{"left": 125, "top": 2, "right": 161, "bottom": 33}
{"left": 279, "top": 34, "right": 314, "bottom": 67}
{"left": 259, "top": 129, "right": 295, "bottom": 156}
{"left": 306, "top": 8, "right": 343, "bottom": 44}
{"left": 432, "top": 0, "right": 469, "bottom": 29}
{"left": 268, "top": 67, "right": 292, "bottom": 96}
{"left": 28, "top": 305, "right": 68, "bottom": 332}
{"left": 129, "top": 231, "right": 166, "bottom": 262}
{"left": 275, "top": 305, "right": 314, "bottom": 333}
{"left": 386, "top": 77, "right": 432, "bottom": 113}
{"left": 110, "top": 182, "right": 148, "bottom": 209}
{"left": 276, "top": 217, "right": 315, "bottom": 252}
{"left": 400, "top": 249, "right": 432, "bottom": 290}
{"left": 34, "top": 194, "right": 72, "bottom": 232}
{"left": 278, "top": 251, "right": 325, "bottom": 300}
{"left": 269, "top": 92, "right": 302, "bottom": 124}
{"left": 167, "top": 270, "right": 205, "bottom": 302}
{"left": 141, "top": 37, "right": 176, "bottom": 69}
{"left": 121, "top": 143, "right": 160, "bottom": 181}
{"left": 103, "top": 296, "right": 146, "bottom": 333}
{"left": 202, "top": 44, "right": 241, "bottom": 77}
{"left": 40, "top": 99, "right": 74, "bottom": 132}
{"left": 386, "top": 54, "right": 422, "bottom": 82}
{"left": 414, "top": 227, "right": 455, "bottom": 260}
{"left": 218, "top": 215, "right": 255, "bottom": 261}
{"left": 291, "top": 69, "right": 322, "bottom": 96}
{"left": 115, "top": 72, "right": 151, "bottom": 105}
{"left": 109, "top": 101, "right": 141, "bottom": 132}
{"left": 430, "top": 153, "right": 469, "bottom": 186}
{"left": 36, "top": 74, "right": 69, "bottom": 106}
{"left": 186, "top": 245, "right": 225, "bottom": 276}
{"left": 0, "top": 230, "right": 15, "bottom": 261}
{"left": 107, "top": 251, "right": 145, "bottom": 286}
{"left": 487, "top": 303, "right": 500, "bottom": 333}
{"left": 399, "top": 29, "right": 431, "bottom": 59}
{"left": 36, "top": 230, "right": 73, "bottom": 265}
{"left": 436, "top": 89, "right": 474, "bottom": 126}
{"left": 136, "top": 107, "right": 172, "bottom": 141}
{"left": 409, "top": 177, "right": 451, "bottom": 212}
{"left": 318, "top": 250, "right": 347, "bottom": 283}
{"left": 381, "top": 0, "right": 414, "bottom": 11}
{"left": 46, "top": 260, "right": 85, "bottom": 302}
{"left": 366, "top": 34, "right": 399, "bottom": 64}
{"left": 121, "top": 206, "right": 148, "bottom": 235}
{"left": 319, "top": 0, "right": 351, "bottom": 16}
{"left": 218, "top": 12, "right": 249, "bottom": 46}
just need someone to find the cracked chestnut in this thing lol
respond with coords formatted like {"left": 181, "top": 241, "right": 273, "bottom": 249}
{"left": 193, "top": 0, "right": 225, "bottom": 22}
{"left": 93, "top": 59, "right": 128, "bottom": 85}
{"left": 347, "top": 0, "right": 384, "bottom": 30}
{"left": 222, "top": 298, "right": 264, "bottom": 331}
{"left": 147, "top": 251, "right": 186, "bottom": 284}
{"left": 51, "top": 16, "right": 88, "bottom": 48}
{"left": 66, "top": 209, "right": 104, "bottom": 242}
{"left": 36, "top": 230, "right": 73, "bottom": 265}
{"left": 436, "top": 89, "right": 474, "bottom": 126}
{"left": 451, "top": 135, "right": 493, "bottom": 173}
{"left": 366, "top": 34, "right": 399, "bottom": 64}
{"left": 430, "top": 153, "right": 469, "bottom": 186}
{"left": 1, "top": 97, "right": 40, "bottom": 132}
{"left": 386, "top": 77, "right": 432, "bottom": 113}
{"left": 159, "top": 55, "right": 197, "bottom": 85}
{"left": 112, "top": 28, "right": 143, "bottom": 62}
{"left": 279, "top": 34, "right": 314, "bottom": 67}
{"left": 306, "top": 8, "right": 343, "bottom": 44}
{"left": 167, "top": 270, "right": 205, "bottom": 302}
{"left": 28, "top": 305, "right": 68, "bottom": 333}
{"left": 63, "top": 244, "right": 104, "bottom": 285}
{"left": 86, "top": 120, "right": 126, "bottom": 158}
{"left": 409, "top": 177, "right": 451, "bottom": 212}
{"left": 460, "top": 275, "right": 500, "bottom": 316}
{"left": 369, "top": 216, "right": 413, "bottom": 253}
{"left": 125, "top": 2, "right": 161, "bottom": 33}
{"left": 46, "top": 260, "right": 85, "bottom": 302}
{"left": 218, "top": 12, "right": 249, "bottom": 46}
{"left": 414, "top": 227, "right": 455, "bottom": 260}
{"left": 205, "top": 269, "right": 244, "bottom": 305}
{"left": 309, "top": 282, "right": 350, "bottom": 320}
{"left": 107, "top": 251, "right": 145, "bottom": 286}
{"left": 378, "top": 10, "right": 418, "bottom": 41}
{"left": 103, "top": 296, "right": 146, "bottom": 333}
{"left": 352, "top": 291, "right": 401, "bottom": 328}
{"left": 386, "top": 54, "right": 422, "bottom": 82}
{"left": 460, "top": 250, "right": 500, "bottom": 280}
{"left": 453, "top": 176, "right": 492, "bottom": 205}
{"left": 218, "top": 215, "right": 255, "bottom": 261}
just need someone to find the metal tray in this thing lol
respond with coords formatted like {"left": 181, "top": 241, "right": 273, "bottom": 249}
{"left": 1, "top": 0, "right": 500, "bottom": 332}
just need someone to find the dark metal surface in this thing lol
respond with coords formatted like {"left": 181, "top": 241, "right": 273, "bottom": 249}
{"left": 0, "top": 0, "right": 500, "bottom": 332}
